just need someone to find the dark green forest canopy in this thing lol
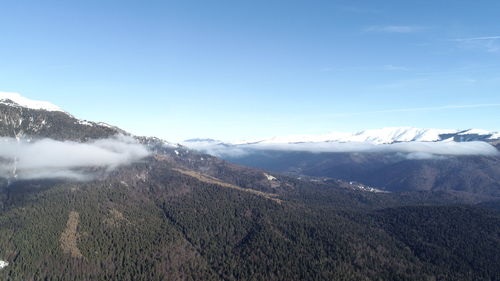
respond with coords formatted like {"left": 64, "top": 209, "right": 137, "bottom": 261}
{"left": 0, "top": 158, "right": 498, "bottom": 281}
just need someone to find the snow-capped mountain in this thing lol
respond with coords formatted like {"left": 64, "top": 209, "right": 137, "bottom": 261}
{"left": 0, "top": 93, "right": 118, "bottom": 141}
{"left": 0, "top": 92, "right": 64, "bottom": 112}
{"left": 233, "top": 127, "right": 459, "bottom": 145}
{"left": 186, "top": 127, "right": 500, "bottom": 147}
{"left": 0, "top": 92, "right": 179, "bottom": 149}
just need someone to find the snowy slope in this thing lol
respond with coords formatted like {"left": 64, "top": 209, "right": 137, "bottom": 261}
{"left": 186, "top": 127, "right": 500, "bottom": 148}
{"left": 458, "top": 129, "right": 492, "bottom": 135}
{"left": 0, "top": 92, "right": 64, "bottom": 112}
{"left": 230, "top": 127, "right": 467, "bottom": 145}
{"left": 0, "top": 92, "right": 121, "bottom": 132}
{"left": 344, "top": 127, "right": 458, "bottom": 144}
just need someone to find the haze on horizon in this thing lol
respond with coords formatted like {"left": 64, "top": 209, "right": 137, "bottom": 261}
{"left": 1, "top": 0, "right": 499, "bottom": 142}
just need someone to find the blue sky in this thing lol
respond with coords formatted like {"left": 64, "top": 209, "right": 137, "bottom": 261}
{"left": 1, "top": 0, "right": 499, "bottom": 142}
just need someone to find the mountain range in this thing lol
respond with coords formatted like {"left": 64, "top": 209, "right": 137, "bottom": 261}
{"left": 188, "top": 127, "right": 500, "bottom": 145}
{"left": 0, "top": 92, "right": 499, "bottom": 280}
{"left": 183, "top": 127, "right": 500, "bottom": 198}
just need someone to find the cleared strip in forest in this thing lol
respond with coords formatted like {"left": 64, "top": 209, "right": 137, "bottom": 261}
{"left": 60, "top": 211, "right": 83, "bottom": 258}
{"left": 171, "top": 168, "right": 282, "bottom": 204}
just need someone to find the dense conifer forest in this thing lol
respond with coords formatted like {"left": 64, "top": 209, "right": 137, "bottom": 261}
{"left": 0, "top": 157, "right": 499, "bottom": 280}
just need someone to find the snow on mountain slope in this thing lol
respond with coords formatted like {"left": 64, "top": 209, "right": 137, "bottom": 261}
{"left": 230, "top": 127, "right": 467, "bottom": 145}
{"left": 0, "top": 92, "right": 131, "bottom": 135}
{"left": 490, "top": 133, "right": 500, "bottom": 140}
{"left": 346, "top": 127, "right": 458, "bottom": 144}
{"left": 0, "top": 92, "right": 64, "bottom": 112}
{"left": 458, "top": 129, "right": 492, "bottom": 135}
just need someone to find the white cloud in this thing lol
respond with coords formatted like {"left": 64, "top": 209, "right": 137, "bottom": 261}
{"left": 187, "top": 141, "right": 499, "bottom": 159}
{"left": 247, "top": 141, "right": 498, "bottom": 155}
{"left": 404, "top": 152, "right": 444, "bottom": 160}
{"left": 183, "top": 140, "right": 249, "bottom": 158}
{"left": 0, "top": 135, "right": 150, "bottom": 181}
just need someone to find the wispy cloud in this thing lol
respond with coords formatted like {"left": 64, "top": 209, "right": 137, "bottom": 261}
{"left": 451, "top": 36, "right": 500, "bottom": 53}
{"left": 250, "top": 141, "right": 498, "bottom": 156}
{"left": 365, "top": 25, "right": 425, "bottom": 33}
{"left": 453, "top": 36, "right": 500, "bottom": 41}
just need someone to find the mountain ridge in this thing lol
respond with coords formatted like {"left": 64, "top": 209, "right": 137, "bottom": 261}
{"left": 185, "top": 126, "right": 500, "bottom": 146}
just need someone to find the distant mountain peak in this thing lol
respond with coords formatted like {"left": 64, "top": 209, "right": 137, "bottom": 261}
{"left": 0, "top": 92, "right": 64, "bottom": 112}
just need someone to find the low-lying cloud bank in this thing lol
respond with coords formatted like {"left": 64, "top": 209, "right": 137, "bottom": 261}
{"left": 185, "top": 141, "right": 500, "bottom": 159}
{"left": 0, "top": 135, "right": 150, "bottom": 181}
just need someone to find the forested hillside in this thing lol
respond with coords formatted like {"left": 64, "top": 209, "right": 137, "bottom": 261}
{"left": 0, "top": 157, "right": 499, "bottom": 280}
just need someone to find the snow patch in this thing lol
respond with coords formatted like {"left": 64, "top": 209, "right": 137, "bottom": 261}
{"left": 0, "top": 92, "right": 64, "bottom": 112}
{"left": 348, "top": 182, "right": 387, "bottom": 193}
{"left": 77, "top": 120, "right": 94, "bottom": 126}
{"left": 0, "top": 260, "right": 8, "bottom": 270}
{"left": 230, "top": 127, "right": 460, "bottom": 145}
{"left": 96, "top": 122, "right": 115, "bottom": 128}
{"left": 264, "top": 173, "right": 277, "bottom": 181}
{"left": 162, "top": 140, "right": 179, "bottom": 148}
{"left": 489, "top": 133, "right": 500, "bottom": 140}
{"left": 459, "top": 129, "right": 492, "bottom": 135}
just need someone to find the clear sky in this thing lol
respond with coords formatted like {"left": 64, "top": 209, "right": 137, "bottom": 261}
{"left": 1, "top": 0, "right": 499, "bottom": 142}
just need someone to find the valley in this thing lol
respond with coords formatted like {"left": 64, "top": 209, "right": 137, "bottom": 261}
{"left": 0, "top": 94, "right": 499, "bottom": 280}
